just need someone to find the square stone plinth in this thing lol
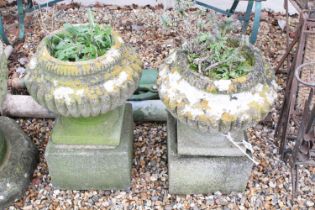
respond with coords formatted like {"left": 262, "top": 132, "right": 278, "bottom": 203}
{"left": 168, "top": 113, "right": 253, "bottom": 194}
{"left": 52, "top": 105, "right": 126, "bottom": 147}
{"left": 45, "top": 104, "right": 134, "bottom": 190}
{"left": 177, "top": 121, "right": 245, "bottom": 156}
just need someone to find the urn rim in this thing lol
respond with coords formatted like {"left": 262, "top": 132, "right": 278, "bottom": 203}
{"left": 32, "top": 25, "right": 125, "bottom": 76}
{"left": 171, "top": 43, "right": 268, "bottom": 95}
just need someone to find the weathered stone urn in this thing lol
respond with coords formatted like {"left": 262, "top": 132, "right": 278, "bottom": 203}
{"left": 158, "top": 45, "right": 278, "bottom": 194}
{"left": 25, "top": 28, "right": 143, "bottom": 190}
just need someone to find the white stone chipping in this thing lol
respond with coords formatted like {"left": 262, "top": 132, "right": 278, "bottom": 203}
{"left": 117, "top": 37, "right": 125, "bottom": 43}
{"left": 29, "top": 57, "right": 37, "bottom": 70}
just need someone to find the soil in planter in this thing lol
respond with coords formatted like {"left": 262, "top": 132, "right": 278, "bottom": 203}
{"left": 47, "top": 10, "right": 113, "bottom": 62}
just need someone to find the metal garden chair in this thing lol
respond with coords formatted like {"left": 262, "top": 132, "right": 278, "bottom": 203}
{"left": 195, "top": 0, "right": 266, "bottom": 44}
{"left": 0, "top": 0, "right": 64, "bottom": 45}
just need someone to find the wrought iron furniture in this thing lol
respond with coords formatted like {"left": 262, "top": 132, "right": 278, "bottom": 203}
{"left": 275, "top": 0, "right": 315, "bottom": 196}
{"left": 195, "top": 0, "right": 266, "bottom": 44}
{"left": 0, "top": 0, "right": 64, "bottom": 45}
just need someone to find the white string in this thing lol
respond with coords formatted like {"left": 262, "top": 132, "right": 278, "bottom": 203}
{"left": 223, "top": 132, "right": 259, "bottom": 165}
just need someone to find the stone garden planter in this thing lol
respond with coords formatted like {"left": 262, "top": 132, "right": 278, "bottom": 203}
{"left": 158, "top": 45, "right": 278, "bottom": 194}
{"left": 25, "top": 27, "right": 143, "bottom": 190}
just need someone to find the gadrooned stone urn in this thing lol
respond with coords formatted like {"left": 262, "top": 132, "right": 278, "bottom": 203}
{"left": 24, "top": 26, "right": 143, "bottom": 190}
{"left": 158, "top": 45, "right": 278, "bottom": 194}
{"left": 25, "top": 30, "right": 143, "bottom": 118}
{"left": 158, "top": 45, "right": 278, "bottom": 134}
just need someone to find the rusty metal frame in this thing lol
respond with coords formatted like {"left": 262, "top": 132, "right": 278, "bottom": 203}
{"left": 275, "top": 3, "right": 315, "bottom": 195}
{"left": 289, "top": 71, "right": 315, "bottom": 196}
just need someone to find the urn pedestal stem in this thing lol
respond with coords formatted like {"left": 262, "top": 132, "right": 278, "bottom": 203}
{"left": 52, "top": 106, "right": 124, "bottom": 147}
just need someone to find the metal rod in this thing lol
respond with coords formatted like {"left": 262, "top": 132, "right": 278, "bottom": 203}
{"left": 250, "top": 1, "right": 262, "bottom": 44}
{"left": 242, "top": 0, "right": 254, "bottom": 34}
{"left": 25, "top": 0, "right": 64, "bottom": 12}
{"left": 195, "top": 1, "right": 229, "bottom": 15}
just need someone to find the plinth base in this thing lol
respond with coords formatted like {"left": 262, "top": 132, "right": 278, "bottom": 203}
{"left": 45, "top": 104, "right": 134, "bottom": 190}
{"left": 167, "top": 113, "right": 253, "bottom": 194}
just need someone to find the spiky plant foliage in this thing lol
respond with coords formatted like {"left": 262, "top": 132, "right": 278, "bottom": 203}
{"left": 47, "top": 10, "right": 113, "bottom": 62}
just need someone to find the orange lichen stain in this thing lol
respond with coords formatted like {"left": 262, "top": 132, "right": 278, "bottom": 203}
{"left": 221, "top": 112, "right": 237, "bottom": 123}
{"left": 162, "top": 96, "right": 170, "bottom": 107}
{"left": 183, "top": 111, "right": 193, "bottom": 120}
{"left": 170, "top": 66, "right": 180, "bottom": 73}
{"left": 193, "top": 99, "right": 209, "bottom": 111}
{"left": 206, "top": 85, "right": 218, "bottom": 94}
{"left": 227, "top": 84, "right": 237, "bottom": 94}
{"left": 168, "top": 100, "right": 178, "bottom": 110}
{"left": 197, "top": 114, "right": 210, "bottom": 123}
{"left": 233, "top": 75, "right": 248, "bottom": 84}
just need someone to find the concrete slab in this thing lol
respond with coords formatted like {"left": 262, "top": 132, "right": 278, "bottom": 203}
{"left": 45, "top": 103, "right": 134, "bottom": 190}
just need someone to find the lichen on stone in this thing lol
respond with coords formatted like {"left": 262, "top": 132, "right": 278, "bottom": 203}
{"left": 158, "top": 48, "right": 278, "bottom": 133}
{"left": 25, "top": 30, "right": 143, "bottom": 117}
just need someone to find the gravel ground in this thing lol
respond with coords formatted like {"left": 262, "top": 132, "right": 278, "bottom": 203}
{"left": 1, "top": 3, "right": 314, "bottom": 209}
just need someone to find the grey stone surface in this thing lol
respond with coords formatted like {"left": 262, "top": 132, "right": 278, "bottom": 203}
{"left": 45, "top": 103, "right": 134, "bottom": 190}
{"left": 168, "top": 113, "right": 253, "bottom": 194}
{"left": 177, "top": 120, "right": 245, "bottom": 156}
{"left": 0, "top": 117, "right": 38, "bottom": 209}
{"left": 0, "top": 131, "right": 5, "bottom": 164}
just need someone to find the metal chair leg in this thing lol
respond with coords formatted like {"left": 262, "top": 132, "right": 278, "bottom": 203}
{"left": 227, "top": 0, "right": 240, "bottom": 17}
{"left": 0, "top": 0, "right": 25, "bottom": 45}
{"left": 250, "top": 1, "right": 262, "bottom": 44}
{"left": 242, "top": 0, "right": 254, "bottom": 34}
{"left": 0, "top": 0, "right": 64, "bottom": 45}
{"left": 17, "top": 0, "right": 25, "bottom": 42}
{"left": 0, "top": 16, "right": 10, "bottom": 45}
{"left": 291, "top": 164, "right": 298, "bottom": 197}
